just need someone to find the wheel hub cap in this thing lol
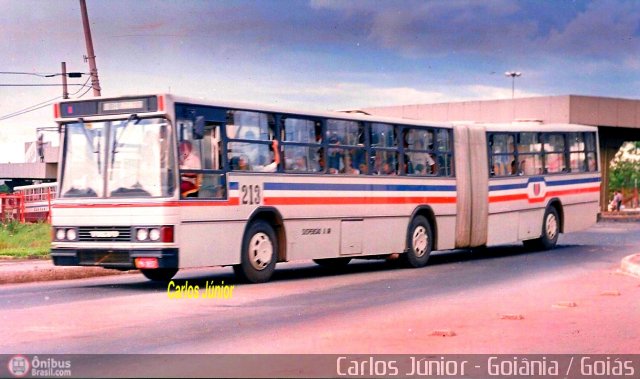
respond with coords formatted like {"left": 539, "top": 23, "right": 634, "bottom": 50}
{"left": 248, "top": 232, "right": 273, "bottom": 271}
{"left": 546, "top": 213, "right": 558, "bottom": 240}
{"left": 412, "top": 226, "right": 428, "bottom": 257}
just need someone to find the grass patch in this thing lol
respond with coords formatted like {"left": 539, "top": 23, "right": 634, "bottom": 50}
{"left": 0, "top": 222, "right": 50, "bottom": 258}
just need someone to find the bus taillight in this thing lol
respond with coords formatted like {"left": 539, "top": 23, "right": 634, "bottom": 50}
{"left": 160, "top": 226, "right": 174, "bottom": 242}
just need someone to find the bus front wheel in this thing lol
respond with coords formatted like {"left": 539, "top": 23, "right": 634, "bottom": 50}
{"left": 234, "top": 220, "right": 278, "bottom": 283}
{"left": 402, "top": 215, "right": 433, "bottom": 268}
{"left": 141, "top": 268, "right": 178, "bottom": 282}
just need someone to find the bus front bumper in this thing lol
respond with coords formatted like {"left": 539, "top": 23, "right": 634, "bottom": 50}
{"left": 51, "top": 248, "right": 179, "bottom": 270}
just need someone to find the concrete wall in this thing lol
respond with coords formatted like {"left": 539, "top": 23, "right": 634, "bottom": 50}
{"left": 364, "top": 95, "right": 640, "bottom": 129}
{"left": 364, "top": 96, "right": 572, "bottom": 124}
{"left": 0, "top": 163, "right": 57, "bottom": 180}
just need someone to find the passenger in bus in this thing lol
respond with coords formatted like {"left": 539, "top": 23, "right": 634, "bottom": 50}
{"left": 372, "top": 154, "right": 384, "bottom": 174}
{"left": 510, "top": 160, "right": 517, "bottom": 175}
{"left": 237, "top": 155, "right": 250, "bottom": 170}
{"left": 235, "top": 140, "right": 281, "bottom": 172}
{"left": 518, "top": 160, "right": 526, "bottom": 176}
{"left": 317, "top": 149, "right": 326, "bottom": 172}
{"left": 341, "top": 155, "right": 360, "bottom": 175}
{"left": 381, "top": 162, "right": 396, "bottom": 175}
{"left": 291, "top": 154, "right": 308, "bottom": 172}
{"left": 410, "top": 150, "right": 436, "bottom": 175}
{"left": 179, "top": 140, "right": 201, "bottom": 197}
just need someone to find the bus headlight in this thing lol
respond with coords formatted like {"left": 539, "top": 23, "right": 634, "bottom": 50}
{"left": 136, "top": 228, "right": 149, "bottom": 241}
{"left": 56, "top": 228, "right": 66, "bottom": 241}
{"left": 66, "top": 228, "right": 77, "bottom": 241}
{"left": 149, "top": 228, "right": 161, "bottom": 241}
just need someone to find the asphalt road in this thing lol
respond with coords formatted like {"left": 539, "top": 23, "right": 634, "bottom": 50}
{"left": 1, "top": 221, "right": 639, "bottom": 356}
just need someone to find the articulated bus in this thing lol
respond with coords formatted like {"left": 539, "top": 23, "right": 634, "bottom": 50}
{"left": 50, "top": 94, "right": 600, "bottom": 282}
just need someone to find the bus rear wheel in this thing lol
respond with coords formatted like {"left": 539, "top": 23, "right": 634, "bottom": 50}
{"left": 524, "top": 206, "right": 560, "bottom": 251}
{"left": 233, "top": 220, "right": 278, "bottom": 283}
{"left": 141, "top": 268, "right": 178, "bottom": 282}
{"left": 402, "top": 215, "right": 433, "bottom": 268}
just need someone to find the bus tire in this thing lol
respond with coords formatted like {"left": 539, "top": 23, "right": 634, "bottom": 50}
{"left": 525, "top": 206, "right": 560, "bottom": 251}
{"left": 141, "top": 268, "right": 178, "bottom": 282}
{"left": 313, "top": 257, "right": 352, "bottom": 268}
{"left": 402, "top": 215, "right": 433, "bottom": 268}
{"left": 233, "top": 220, "right": 278, "bottom": 283}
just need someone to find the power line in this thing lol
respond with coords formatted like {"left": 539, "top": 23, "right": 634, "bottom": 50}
{"left": 69, "top": 76, "right": 92, "bottom": 95}
{"left": 0, "top": 76, "right": 93, "bottom": 122}
{"left": 0, "top": 83, "right": 89, "bottom": 87}
{"left": 76, "top": 83, "right": 93, "bottom": 98}
{"left": 0, "top": 100, "right": 59, "bottom": 122}
{"left": 0, "top": 71, "right": 56, "bottom": 78}
{"left": 0, "top": 71, "right": 89, "bottom": 78}
{"left": 0, "top": 95, "right": 61, "bottom": 122}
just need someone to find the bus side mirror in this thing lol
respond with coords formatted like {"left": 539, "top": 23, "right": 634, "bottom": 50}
{"left": 193, "top": 116, "right": 205, "bottom": 140}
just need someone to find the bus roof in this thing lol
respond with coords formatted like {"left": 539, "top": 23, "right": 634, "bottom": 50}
{"left": 480, "top": 122, "right": 598, "bottom": 133}
{"left": 57, "top": 93, "right": 456, "bottom": 129}
{"left": 167, "top": 94, "right": 460, "bottom": 128}
{"left": 56, "top": 93, "right": 599, "bottom": 133}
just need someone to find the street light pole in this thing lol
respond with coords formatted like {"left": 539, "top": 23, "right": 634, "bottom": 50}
{"left": 505, "top": 71, "right": 521, "bottom": 99}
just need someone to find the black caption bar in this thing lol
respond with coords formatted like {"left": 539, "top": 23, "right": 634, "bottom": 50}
{"left": 1, "top": 354, "right": 639, "bottom": 378}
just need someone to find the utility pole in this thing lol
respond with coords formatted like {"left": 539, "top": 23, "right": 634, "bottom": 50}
{"left": 61, "top": 62, "right": 69, "bottom": 99}
{"left": 79, "top": 0, "right": 101, "bottom": 96}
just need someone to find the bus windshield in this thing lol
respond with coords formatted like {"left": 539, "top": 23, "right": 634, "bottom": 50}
{"left": 60, "top": 117, "right": 174, "bottom": 198}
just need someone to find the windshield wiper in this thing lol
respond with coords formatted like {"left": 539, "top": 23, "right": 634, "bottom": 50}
{"left": 110, "top": 114, "right": 140, "bottom": 168}
{"left": 111, "top": 114, "right": 140, "bottom": 154}
{"left": 77, "top": 118, "right": 101, "bottom": 173}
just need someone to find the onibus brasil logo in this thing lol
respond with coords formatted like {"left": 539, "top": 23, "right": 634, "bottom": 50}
{"left": 7, "top": 355, "right": 30, "bottom": 377}
{"left": 7, "top": 355, "right": 72, "bottom": 377}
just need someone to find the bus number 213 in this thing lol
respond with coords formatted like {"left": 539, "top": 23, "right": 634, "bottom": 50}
{"left": 241, "top": 184, "right": 261, "bottom": 205}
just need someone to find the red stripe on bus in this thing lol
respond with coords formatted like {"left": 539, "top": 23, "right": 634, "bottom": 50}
{"left": 264, "top": 196, "right": 457, "bottom": 206}
{"left": 52, "top": 198, "right": 240, "bottom": 208}
{"left": 546, "top": 186, "right": 601, "bottom": 197}
{"left": 489, "top": 186, "right": 600, "bottom": 204}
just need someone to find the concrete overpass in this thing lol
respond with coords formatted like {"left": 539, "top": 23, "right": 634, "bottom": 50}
{"left": 0, "top": 142, "right": 58, "bottom": 190}
{"left": 363, "top": 95, "right": 640, "bottom": 211}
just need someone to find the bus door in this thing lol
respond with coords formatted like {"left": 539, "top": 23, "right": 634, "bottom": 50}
{"left": 176, "top": 105, "right": 227, "bottom": 199}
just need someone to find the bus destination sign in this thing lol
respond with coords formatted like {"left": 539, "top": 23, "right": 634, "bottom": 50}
{"left": 59, "top": 96, "right": 158, "bottom": 117}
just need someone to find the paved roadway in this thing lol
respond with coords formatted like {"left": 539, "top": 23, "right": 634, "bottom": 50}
{"left": 1, "top": 222, "right": 639, "bottom": 355}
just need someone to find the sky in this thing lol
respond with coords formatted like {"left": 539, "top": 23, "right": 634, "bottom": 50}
{"left": 1, "top": 0, "right": 639, "bottom": 163}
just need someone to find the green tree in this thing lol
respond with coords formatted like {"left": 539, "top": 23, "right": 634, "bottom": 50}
{"left": 609, "top": 141, "right": 640, "bottom": 195}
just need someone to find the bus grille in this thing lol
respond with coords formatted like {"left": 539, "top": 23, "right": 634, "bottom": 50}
{"left": 78, "top": 250, "right": 132, "bottom": 265}
{"left": 77, "top": 226, "right": 132, "bottom": 242}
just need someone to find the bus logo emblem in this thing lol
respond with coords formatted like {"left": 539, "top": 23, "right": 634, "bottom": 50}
{"left": 90, "top": 231, "right": 120, "bottom": 238}
{"left": 533, "top": 183, "right": 541, "bottom": 196}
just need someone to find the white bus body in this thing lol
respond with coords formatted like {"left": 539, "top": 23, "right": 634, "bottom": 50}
{"left": 50, "top": 94, "right": 600, "bottom": 282}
